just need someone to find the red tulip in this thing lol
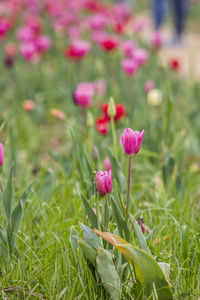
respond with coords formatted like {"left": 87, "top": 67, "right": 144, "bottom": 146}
{"left": 96, "top": 116, "right": 109, "bottom": 135}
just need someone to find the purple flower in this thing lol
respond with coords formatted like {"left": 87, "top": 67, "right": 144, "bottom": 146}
{"left": 121, "top": 128, "right": 145, "bottom": 155}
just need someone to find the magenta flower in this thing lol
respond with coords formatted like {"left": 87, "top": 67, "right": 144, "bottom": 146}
{"left": 104, "top": 157, "right": 112, "bottom": 171}
{"left": 95, "top": 170, "right": 112, "bottom": 196}
{"left": 121, "top": 58, "right": 138, "bottom": 76}
{"left": 121, "top": 128, "right": 145, "bottom": 155}
{"left": 151, "top": 31, "right": 162, "bottom": 49}
{"left": 134, "top": 48, "right": 148, "bottom": 66}
{"left": 74, "top": 82, "right": 95, "bottom": 108}
{"left": 0, "top": 143, "right": 4, "bottom": 167}
{"left": 35, "top": 35, "right": 51, "bottom": 53}
{"left": 120, "top": 40, "right": 135, "bottom": 58}
{"left": 20, "top": 43, "right": 37, "bottom": 62}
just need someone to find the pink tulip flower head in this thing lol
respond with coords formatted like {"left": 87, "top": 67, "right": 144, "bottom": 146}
{"left": 151, "top": 31, "right": 162, "bottom": 50}
{"left": 120, "top": 40, "right": 135, "bottom": 58}
{"left": 20, "top": 43, "right": 37, "bottom": 62}
{"left": 95, "top": 170, "right": 112, "bottom": 196}
{"left": 74, "top": 82, "right": 95, "bottom": 108}
{"left": 35, "top": 35, "right": 51, "bottom": 53}
{"left": 121, "top": 58, "right": 138, "bottom": 76}
{"left": 0, "top": 143, "right": 4, "bottom": 167}
{"left": 17, "top": 26, "right": 35, "bottom": 43}
{"left": 134, "top": 48, "right": 148, "bottom": 66}
{"left": 121, "top": 128, "right": 145, "bottom": 155}
{"left": 144, "top": 80, "right": 155, "bottom": 94}
{"left": 104, "top": 157, "right": 112, "bottom": 171}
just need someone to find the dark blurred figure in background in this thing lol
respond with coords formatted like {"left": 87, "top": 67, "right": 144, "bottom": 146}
{"left": 152, "top": 0, "right": 188, "bottom": 45}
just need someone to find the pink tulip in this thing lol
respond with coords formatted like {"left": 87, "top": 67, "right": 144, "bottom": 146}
{"left": 20, "top": 43, "right": 37, "bottom": 62}
{"left": 17, "top": 26, "right": 35, "bottom": 43}
{"left": 35, "top": 35, "right": 51, "bottom": 53}
{"left": 0, "top": 143, "right": 4, "bottom": 167}
{"left": 104, "top": 157, "right": 111, "bottom": 171}
{"left": 151, "top": 31, "right": 162, "bottom": 49}
{"left": 134, "top": 48, "right": 148, "bottom": 66}
{"left": 95, "top": 170, "right": 112, "bottom": 196}
{"left": 120, "top": 40, "right": 135, "bottom": 58}
{"left": 121, "top": 128, "right": 145, "bottom": 155}
{"left": 121, "top": 58, "right": 138, "bottom": 76}
{"left": 144, "top": 80, "right": 155, "bottom": 94}
{"left": 74, "top": 82, "right": 95, "bottom": 108}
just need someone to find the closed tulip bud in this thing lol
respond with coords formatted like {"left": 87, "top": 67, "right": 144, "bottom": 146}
{"left": 87, "top": 111, "right": 94, "bottom": 127}
{"left": 121, "top": 128, "right": 145, "bottom": 155}
{"left": 0, "top": 143, "right": 4, "bottom": 167}
{"left": 95, "top": 170, "right": 112, "bottom": 196}
{"left": 108, "top": 97, "right": 116, "bottom": 118}
{"left": 104, "top": 157, "right": 111, "bottom": 171}
{"left": 147, "top": 89, "right": 162, "bottom": 106}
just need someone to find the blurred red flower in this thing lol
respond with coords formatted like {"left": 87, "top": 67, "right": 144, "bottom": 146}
{"left": 169, "top": 58, "right": 180, "bottom": 71}
{"left": 96, "top": 116, "right": 109, "bottom": 135}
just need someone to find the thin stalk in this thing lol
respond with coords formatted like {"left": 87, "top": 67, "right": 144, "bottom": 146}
{"left": 95, "top": 187, "right": 100, "bottom": 230}
{"left": 0, "top": 178, "right": 4, "bottom": 193}
{"left": 126, "top": 156, "right": 132, "bottom": 219}
{"left": 111, "top": 117, "right": 117, "bottom": 156}
{"left": 104, "top": 195, "right": 108, "bottom": 229}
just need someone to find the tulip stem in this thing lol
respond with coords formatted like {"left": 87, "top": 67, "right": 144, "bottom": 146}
{"left": 104, "top": 195, "right": 108, "bottom": 229}
{"left": 111, "top": 117, "right": 117, "bottom": 157}
{"left": 95, "top": 187, "right": 100, "bottom": 230}
{"left": 126, "top": 156, "right": 132, "bottom": 219}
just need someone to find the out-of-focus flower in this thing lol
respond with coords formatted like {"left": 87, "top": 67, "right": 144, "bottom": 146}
{"left": 20, "top": 43, "right": 37, "bottom": 62}
{"left": 5, "top": 43, "right": 18, "bottom": 57}
{"left": 64, "top": 40, "right": 91, "bottom": 60}
{"left": 23, "top": 100, "right": 35, "bottom": 112}
{"left": 137, "top": 217, "right": 151, "bottom": 234}
{"left": 104, "top": 157, "right": 111, "bottom": 171}
{"left": 4, "top": 56, "right": 14, "bottom": 68}
{"left": 85, "top": 13, "right": 107, "bottom": 31}
{"left": 74, "top": 82, "right": 95, "bottom": 108}
{"left": 0, "top": 143, "right": 4, "bottom": 167}
{"left": 102, "top": 103, "right": 126, "bottom": 122}
{"left": 144, "top": 80, "right": 155, "bottom": 94}
{"left": 17, "top": 26, "right": 35, "bottom": 43}
{"left": 0, "top": 19, "right": 11, "bottom": 39}
{"left": 121, "top": 128, "right": 145, "bottom": 155}
{"left": 134, "top": 48, "right": 148, "bottom": 66}
{"left": 96, "top": 116, "right": 109, "bottom": 135}
{"left": 35, "top": 35, "right": 51, "bottom": 53}
{"left": 50, "top": 109, "right": 65, "bottom": 120}
{"left": 100, "top": 35, "right": 119, "bottom": 51}
{"left": 169, "top": 58, "right": 180, "bottom": 71}
{"left": 121, "top": 58, "right": 138, "bottom": 76}
{"left": 147, "top": 89, "right": 162, "bottom": 106}
{"left": 93, "top": 79, "right": 106, "bottom": 96}
{"left": 95, "top": 170, "right": 112, "bottom": 196}
{"left": 151, "top": 31, "right": 162, "bottom": 49}
{"left": 120, "top": 40, "right": 135, "bottom": 58}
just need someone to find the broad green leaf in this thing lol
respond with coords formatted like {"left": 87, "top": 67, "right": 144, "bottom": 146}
{"left": 129, "top": 215, "right": 151, "bottom": 254}
{"left": 3, "top": 163, "right": 14, "bottom": 222}
{"left": 0, "top": 225, "right": 7, "bottom": 245}
{"left": 80, "top": 223, "right": 101, "bottom": 250}
{"left": 96, "top": 247, "right": 121, "bottom": 300}
{"left": 158, "top": 263, "right": 170, "bottom": 281}
{"left": 94, "top": 230, "right": 173, "bottom": 300}
{"left": 81, "top": 193, "right": 97, "bottom": 229}
{"left": 78, "top": 240, "right": 97, "bottom": 267}
{"left": 111, "top": 196, "right": 130, "bottom": 241}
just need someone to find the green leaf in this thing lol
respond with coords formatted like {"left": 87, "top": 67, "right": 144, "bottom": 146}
{"left": 129, "top": 215, "right": 151, "bottom": 254}
{"left": 0, "top": 225, "right": 7, "bottom": 245}
{"left": 10, "top": 183, "right": 32, "bottom": 253}
{"left": 94, "top": 230, "right": 173, "bottom": 300}
{"left": 3, "top": 163, "right": 14, "bottom": 222}
{"left": 78, "top": 240, "right": 97, "bottom": 267}
{"left": 111, "top": 196, "right": 130, "bottom": 241}
{"left": 81, "top": 193, "right": 97, "bottom": 229}
{"left": 96, "top": 247, "right": 121, "bottom": 300}
{"left": 80, "top": 223, "right": 101, "bottom": 251}
{"left": 69, "top": 226, "right": 79, "bottom": 252}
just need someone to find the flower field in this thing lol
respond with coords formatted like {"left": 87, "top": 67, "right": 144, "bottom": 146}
{"left": 0, "top": 0, "right": 200, "bottom": 299}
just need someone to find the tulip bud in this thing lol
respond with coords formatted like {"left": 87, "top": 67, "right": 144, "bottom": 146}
{"left": 0, "top": 143, "right": 4, "bottom": 167}
{"left": 147, "top": 89, "right": 162, "bottom": 106}
{"left": 121, "top": 128, "right": 145, "bottom": 155}
{"left": 87, "top": 111, "right": 94, "bottom": 127}
{"left": 95, "top": 170, "right": 112, "bottom": 196}
{"left": 104, "top": 157, "right": 111, "bottom": 171}
{"left": 108, "top": 97, "right": 116, "bottom": 118}
{"left": 92, "top": 144, "right": 99, "bottom": 162}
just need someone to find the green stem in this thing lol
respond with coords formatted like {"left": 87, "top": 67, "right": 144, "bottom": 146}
{"left": 126, "top": 156, "right": 132, "bottom": 219}
{"left": 111, "top": 117, "right": 117, "bottom": 157}
{"left": 104, "top": 196, "right": 108, "bottom": 229}
{"left": 95, "top": 188, "right": 100, "bottom": 230}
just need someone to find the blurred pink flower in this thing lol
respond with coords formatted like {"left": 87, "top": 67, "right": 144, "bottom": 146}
{"left": 35, "top": 35, "right": 51, "bottom": 53}
{"left": 93, "top": 79, "right": 106, "bottom": 96}
{"left": 151, "top": 31, "right": 162, "bottom": 49}
{"left": 134, "top": 48, "right": 148, "bottom": 66}
{"left": 121, "top": 58, "right": 138, "bottom": 76}
{"left": 120, "top": 40, "right": 135, "bottom": 58}
{"left": 20, "top": 43, "right": 37, "bottom": 62}
{"left": 74, "top": 82, "right": 95, "bottom": 108}
{"left": 64, "top": 40, "right": 91, "bottom": 60}
{"left": 144, "top": 80, "right": 155, "bottom": 93}
{"left": 104, "top": 157, "right": 111, "bottom": 171}
{"left": 17, "top": 26, "right": 35, "bottom": 43}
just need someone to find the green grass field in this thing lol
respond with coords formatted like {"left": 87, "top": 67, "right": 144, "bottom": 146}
{"left": 0, "top": 1, "right": 200, "bottom": 299}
